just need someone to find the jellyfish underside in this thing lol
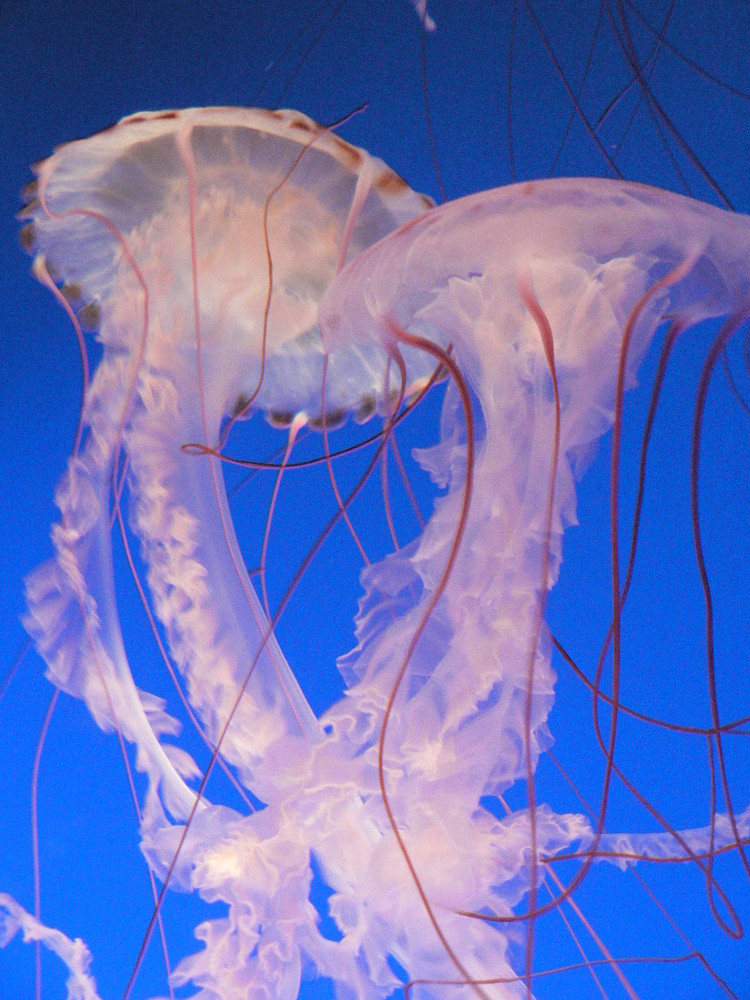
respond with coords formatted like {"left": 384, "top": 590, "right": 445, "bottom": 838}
{"left": 3, "top": 109, "right": 749, "bottom": 1000}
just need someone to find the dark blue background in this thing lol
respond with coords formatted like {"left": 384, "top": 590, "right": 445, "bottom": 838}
{"left": 1, "top": 2, "right": 749, "bottom": 998}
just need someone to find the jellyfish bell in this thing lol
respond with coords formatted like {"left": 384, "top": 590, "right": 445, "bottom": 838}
{"left": 22, "top": 106, "right": 434, "bottom": 424}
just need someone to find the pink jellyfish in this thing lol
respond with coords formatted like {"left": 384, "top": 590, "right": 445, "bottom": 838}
{"left": 2, "top": 113, "right": 749, "bottom": 999}
{"left": 318, "top": 175, "right": 750, "bottom": 997}
{"left": 2, "top": 107, "right": 434, "bottom": 999}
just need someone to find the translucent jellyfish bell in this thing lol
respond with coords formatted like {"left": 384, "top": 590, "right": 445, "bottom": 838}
{"left": 22, "top": 107, "right": 434, "bottom": 422}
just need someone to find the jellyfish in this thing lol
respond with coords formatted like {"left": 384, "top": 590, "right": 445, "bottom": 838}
{"left": 318, "top": 176, "right": 750, "bottom": 997}
{"left": 2, "top": 105, "right": 437, "bottom": 998}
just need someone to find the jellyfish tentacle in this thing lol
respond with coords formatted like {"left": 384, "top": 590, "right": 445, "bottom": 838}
{"left": 516, "top": 275, "right": 562, "bottom": 990}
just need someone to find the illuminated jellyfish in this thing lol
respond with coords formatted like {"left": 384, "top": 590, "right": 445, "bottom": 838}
{"left": 318, "top": 176, "right": 750, "bottom": 996}
{"left": 2, "top": 93, "right": 749, "bottom": 1000}
{"left": 1, "top": 107, "right": 434, "bottom": 998}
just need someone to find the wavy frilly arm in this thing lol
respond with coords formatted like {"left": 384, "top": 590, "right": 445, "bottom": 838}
{"left": 0, "top": 895, "right": 101, "bottom": 1000}
{"left": 22, "top": 344, "right": 199, "bottom": 819}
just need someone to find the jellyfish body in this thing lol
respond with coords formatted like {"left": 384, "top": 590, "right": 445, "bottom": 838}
{"left": 9, "top": 108, "right": 437, "bottom": 998}
{"left": 19, "top": 106, "right": 434, "bottom": 804}
{"left": 4, "top": 110, "right": 750, "bottom": 1000}
{"left": 316, "top": 178, "right": 750, "bottom": 997}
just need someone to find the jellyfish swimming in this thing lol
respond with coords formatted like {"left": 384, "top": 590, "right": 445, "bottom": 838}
{"left": 1, "top": 96, "right": 749, "bottom": 1000}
